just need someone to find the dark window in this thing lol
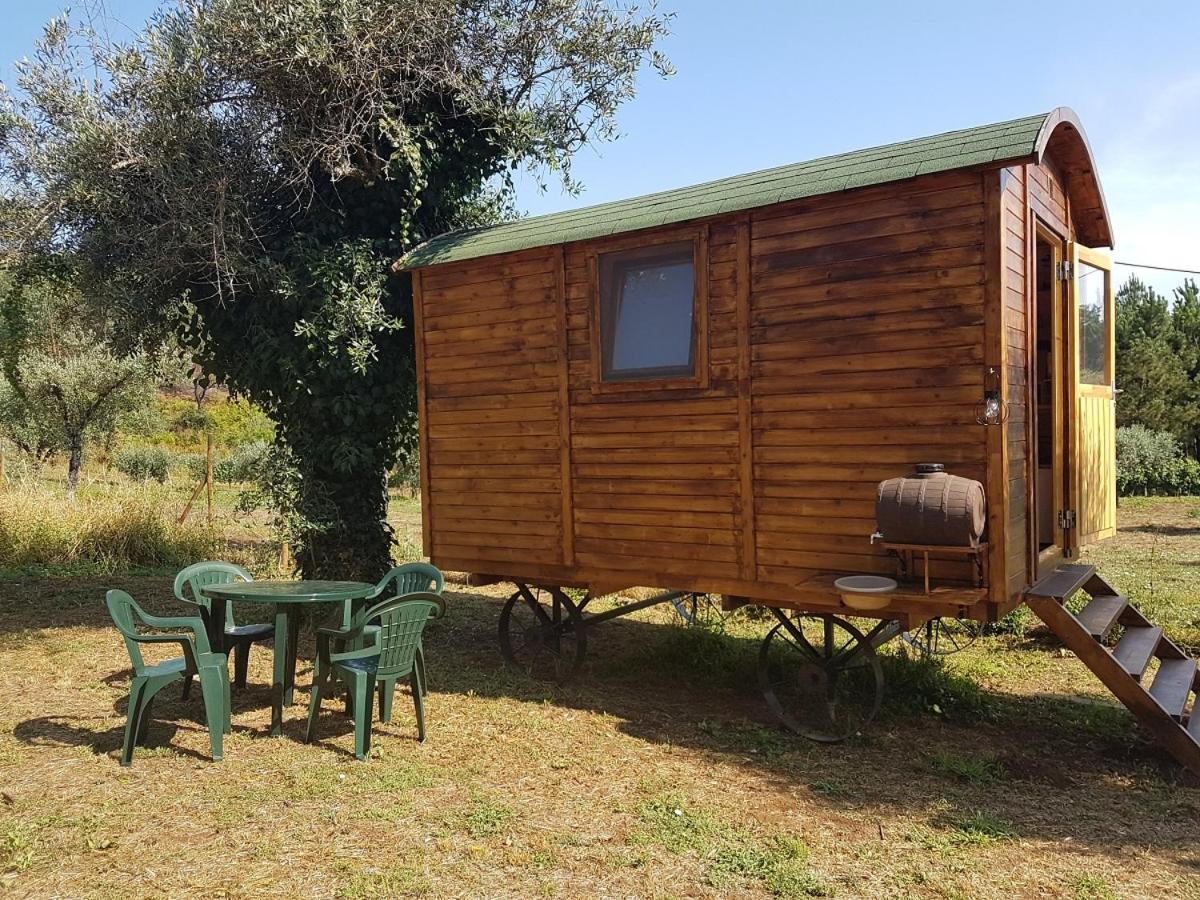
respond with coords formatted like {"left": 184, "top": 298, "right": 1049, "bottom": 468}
{"left": 598, "top": 242, "right": 696, "bottom": 382}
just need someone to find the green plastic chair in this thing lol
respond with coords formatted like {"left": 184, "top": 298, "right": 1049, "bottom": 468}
{"left": 336, "top": 563, "right": 445, "bottom": 715}
{"left": 105, "top": 589, "right": 231, "bottom": 766}
{"left": 306, "top": 592, "right": 445, "bottom": 760}
{"left": 174, "top": 561, "right": 273, "bottom": 690}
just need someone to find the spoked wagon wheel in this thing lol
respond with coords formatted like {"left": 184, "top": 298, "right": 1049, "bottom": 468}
{"left": 669, "top": 592, "right": 718, "bottom": 625}
{"left": 758, "top": 613, "right": 884, "bottom": 742}
{"left": 901, "top": 617, "right": 981, "bottom": 657}
{"left": 498, "top": 586, "right": 587, "bottom": 682}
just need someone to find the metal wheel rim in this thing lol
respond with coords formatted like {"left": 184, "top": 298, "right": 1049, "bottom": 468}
{"left": 901, "top": 617, "right": 982, "bottom": 657}
{"left": 498, "top": 588, "right": 587, "bottom": 682}
{"left": 758, "top": 614, "right": 884, "bottom": 742}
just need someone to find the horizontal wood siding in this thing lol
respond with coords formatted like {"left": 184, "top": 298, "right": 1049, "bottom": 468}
{"left": 419, "top": 247, "right": 566, "bottom": 570}
{"left": 417, "top": 168, "right": 1008, "bottom": 598}
{"left": 563, "top": 224, "right": 742, "bottom": 584}
{"left": 1002, "top": 166, "right": 1031, "bottom": 600}
{"left": 748, "top": 172, "right": 988, "bottom": 589}
{"left": 1029, "top": 159, "right": 1073, "bottom": 241}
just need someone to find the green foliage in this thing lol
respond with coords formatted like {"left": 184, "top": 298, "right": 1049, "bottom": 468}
{"left": 236, "top": 442, "right": 320, "bottom": 548}
{"left": 112, "top": 446, "right": 171, "bottom": 483}
{"left": 387, "top": 447, "right": 420, "bottom": 495}
{"left": 148, "top": 396, "right": 275, "bottom": 451}
{"left": 1, "top": 1, "right": 672, "bottom": 578}
{"left": 876, "top": 650, "right": 989, "bottom": 721}
{"left": 941, "top": 810, "right": 1019, "bottom": 844}
{"left": 459, "top": 796, "right": 513, "bottom": 839}
{"left": 1115, "top": 275, "right": 1200, "bottom": 458}
{"left": 214, "top": 441, "right": 269, "bottom": 483}
{"left": 0, "top": 274, "right": 157, "bottom": 491}
{"left": 1116, "top": 425, "right": 1200, "bottom": 496}
{"left": 924, "top": 748, "right": 1005, "bottom": 783}
{"left": 632, "top": 796, "right": 831, "bottom": 898}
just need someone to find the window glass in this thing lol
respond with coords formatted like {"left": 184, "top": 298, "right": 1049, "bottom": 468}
{"left": 1077, "top": 261, "right": 1109, "bottom": 385}
{"left": 599, "top": 242, "right": 696, "bottom": 381}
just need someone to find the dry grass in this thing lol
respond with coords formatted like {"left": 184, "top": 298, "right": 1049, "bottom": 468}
{"left": 1, "top": 501, "right": 1199, "bottom": 898}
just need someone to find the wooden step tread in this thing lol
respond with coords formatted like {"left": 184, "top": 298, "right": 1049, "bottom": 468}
{"left": 1112, "top": 626, "right": 1162, "bottom": 679}
{"left": 1026, "top": 564, "right": 1097, "bottom": 601}
{"left": 1149, "top": 658, "right": 1197, "bottom": 720}
{"left": 1075, "top": 594, "right": 1128, "bottom": 640}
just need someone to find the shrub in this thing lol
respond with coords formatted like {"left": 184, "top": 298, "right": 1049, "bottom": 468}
{"left": 1116, "top": 425, "right": 1200, "bottom": 496}
{"left": 112, "top": 446, "right": 171, "bottom": 483}
{"left": 174, "top": 452, "right": 207, "bottom": 481}
{"left": 214, "top": 441, "right": 269, "bottom": 483}
{"left": 171, "top": 443, "right": 268, "bottom": 484}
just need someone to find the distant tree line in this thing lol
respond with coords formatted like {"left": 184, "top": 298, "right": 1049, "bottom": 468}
{"left": 1115, "top": 274, "right": 1200, "bottom": 495}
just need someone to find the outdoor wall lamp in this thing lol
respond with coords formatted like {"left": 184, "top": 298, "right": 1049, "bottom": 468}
{"left": 975, "top": 366, "right": 1009, "bottom": 426}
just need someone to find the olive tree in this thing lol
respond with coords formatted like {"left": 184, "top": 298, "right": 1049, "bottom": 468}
{"left": 0, "top": 1, "right": 672, "bottom": 578}
{"left": 0, "top": 275, "right": 156, "bottom": 496}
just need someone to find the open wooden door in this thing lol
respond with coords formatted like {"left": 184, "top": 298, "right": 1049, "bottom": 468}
{"left": 1068, "top": 243, "right": 1117, "bottom": 549}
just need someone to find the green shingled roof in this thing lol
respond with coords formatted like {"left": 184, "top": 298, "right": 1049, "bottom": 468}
{"left": 400, "top": 111, "right": 1052, "bottom": 270}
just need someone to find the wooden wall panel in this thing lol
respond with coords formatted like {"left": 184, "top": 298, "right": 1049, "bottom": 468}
{"left": 417, "top": 167, "right": 1023, "bottom": 601}
{"left": 1028, "top": 158, "right": 1073, "bottom": 241}
{"left": 419, "top": 247, "right": 567, "bottom": 570}
{"left": 1001, "top": 166, "right": 1031, "bottom": 600}
{"left": 748, "top": 176, "right": 989, "bottom": 591}
{"left": 562, "top": 225, "right": 741, "bottom": 584}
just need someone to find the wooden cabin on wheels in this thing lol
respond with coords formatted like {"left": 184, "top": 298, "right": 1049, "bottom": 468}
{"left": 399, "top": 108, "right": 1200, "bottom": 771}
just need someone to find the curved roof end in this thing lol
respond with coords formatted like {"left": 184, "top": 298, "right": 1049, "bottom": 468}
{"left": 1033, "top": 107, "right": 1114, "bottom": 248}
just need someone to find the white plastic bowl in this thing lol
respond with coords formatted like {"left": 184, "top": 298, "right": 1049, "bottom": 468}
{"left": 833, "top": 575, "right": 898, "bottom": 610}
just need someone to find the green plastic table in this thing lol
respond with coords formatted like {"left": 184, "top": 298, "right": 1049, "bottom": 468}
{"left": 199, "top": 580, "right": 375, "bottom": 736}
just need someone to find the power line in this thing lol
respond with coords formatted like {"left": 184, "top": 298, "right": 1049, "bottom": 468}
{"left": 1114, "top": 261, "right": 1200, "bottom": 276}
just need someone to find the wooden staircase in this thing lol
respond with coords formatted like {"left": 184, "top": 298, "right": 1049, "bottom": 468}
{"left": 1025, "top": 564, "right": 1200, "bottom": 776}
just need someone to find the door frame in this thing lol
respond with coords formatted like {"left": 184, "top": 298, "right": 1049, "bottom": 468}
{"left": 1032, "top": 219, "right": 1070, "bottom": 576}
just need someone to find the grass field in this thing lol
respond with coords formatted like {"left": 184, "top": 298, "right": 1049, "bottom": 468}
{"left": 0, "top": 496, "right": 1198, "bottom": 898}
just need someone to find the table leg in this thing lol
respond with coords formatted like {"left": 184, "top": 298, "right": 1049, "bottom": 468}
{"left": 209, "top": 599, "right": 228, "bottom": 655}
{"left": 270, "top": 605, "right": 289, "bottom": 736}
{"left": 284, "top": 608, "right": 301, "bottom": 706}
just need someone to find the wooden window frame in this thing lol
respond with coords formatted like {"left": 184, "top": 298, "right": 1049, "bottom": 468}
{"left": 587, "top": 226, "right": 709, "bottom": 394}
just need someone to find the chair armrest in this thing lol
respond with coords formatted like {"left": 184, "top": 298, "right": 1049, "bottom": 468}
{"left": 328, "top": 644, "right": 382, "bottom": 664}
{"left": 132, "top": 610, "right": 213, "bottom": 654}
{"left": 316, "top": 623, "right": 360, "bottom": 640}
{"left": 126, "top": 634, "right": 202, "bottom": 672}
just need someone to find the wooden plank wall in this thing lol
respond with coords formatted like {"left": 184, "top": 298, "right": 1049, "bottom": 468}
{"left": 416, "top": 247, "right": 568, "bottom": 574}
{"left": 1001, "top": 166, "right": 1030, "bottom": 600}
{"left": 560, "top": 225, "right": 743, "bottom": 585}
{"left": 746, "top": 171, "right": 989, "bottom": 589}
{"left": 415, "top": 168, "right": 1031, "bottom": 599}
{"left": 990, "top": 155, "right": 1084, "bottom": 600}
{"left": 1029, "top": 160, "right": 1072, "bottom": 239}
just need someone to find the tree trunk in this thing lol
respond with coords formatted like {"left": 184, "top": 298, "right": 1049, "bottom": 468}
{"left": 66, "top": 432, "right": 84, "bottom": 500}
{"left": 295, "top": 455, "right": 394, "bottom": 582}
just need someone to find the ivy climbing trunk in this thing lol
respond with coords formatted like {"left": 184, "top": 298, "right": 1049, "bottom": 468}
{"left": 296, "top": 451, "right": 394, "bottom": 582}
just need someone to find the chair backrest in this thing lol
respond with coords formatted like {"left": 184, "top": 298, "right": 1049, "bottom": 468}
{"left": 106, "top": 589, "right": 147, "bottom": 674}
{"left": 359, "top": 593, "right": 445, "bottom": 680}
{"left": 375, "top": 563, "right": 444, "bottom": 598}
{"left": 174, "top": 561, "right": 253, "bottom": 626}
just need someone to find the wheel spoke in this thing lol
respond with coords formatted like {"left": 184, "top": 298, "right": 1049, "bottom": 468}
{"left": 759, "top": 616, "right": 884, "bottom": 743}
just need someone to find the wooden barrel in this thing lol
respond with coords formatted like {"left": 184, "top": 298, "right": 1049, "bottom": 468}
{"left": 875, "top": 463, "right": 986, "bottom": 547}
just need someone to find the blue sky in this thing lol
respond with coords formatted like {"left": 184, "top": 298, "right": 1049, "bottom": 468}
{"left": 4, "top": 1, "right": 1198, "bottom": 296}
